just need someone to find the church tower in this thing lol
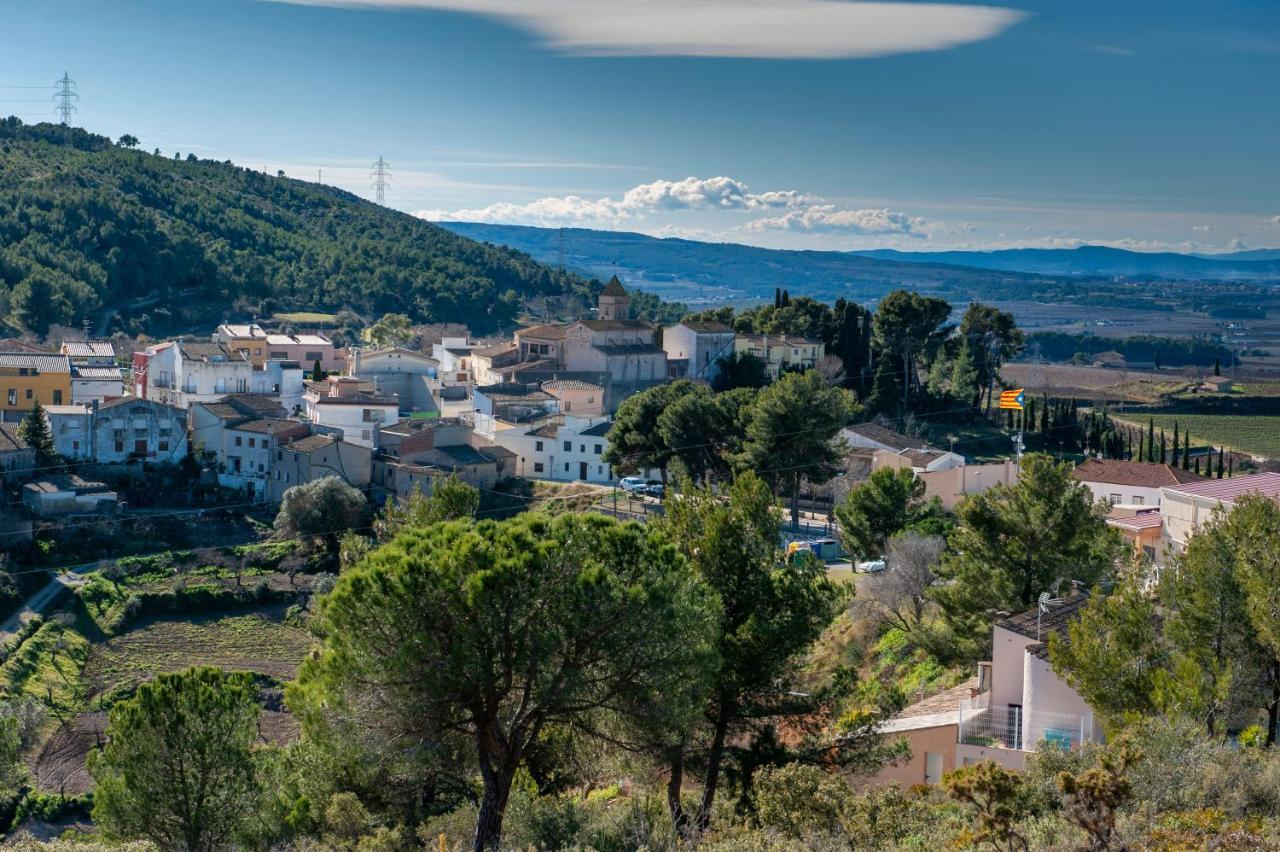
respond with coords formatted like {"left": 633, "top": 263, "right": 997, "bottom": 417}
{"left": 597, "top": 276, "right": 631, "bottom": 321}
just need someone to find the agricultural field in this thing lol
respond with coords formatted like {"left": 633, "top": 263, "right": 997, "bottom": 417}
{"left": 271, "top": 311, "right": 339, "bottom": 324}
{"left": 1113, "top": 413, "right": 1280, "bottom": 462}
{"left": 1, "top": 543, "right": 322, "bottom": 798}
{"left": 1001, "top": 363, "right": 1185, "bottom": 403}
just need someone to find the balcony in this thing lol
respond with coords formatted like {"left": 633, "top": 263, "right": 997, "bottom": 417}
{"left": 958, "top": 693, "right": 1097, "bottom": 753}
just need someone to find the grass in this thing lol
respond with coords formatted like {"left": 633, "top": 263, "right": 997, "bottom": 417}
{"left": 1114, "top": 413, "right": 1280, "bottom": 461}
{"left": 272, "top": 311, "right": 338, "bottom": 324}
{"left": 0, "top": 620, "right": 91, "bottom": 716}
{"left": 81, "top": 608, "right": 312, "bottom": 698}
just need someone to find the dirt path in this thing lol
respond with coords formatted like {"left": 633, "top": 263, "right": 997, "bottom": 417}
{"left": 0, "top": 568, "right": 93, "bottom": 646}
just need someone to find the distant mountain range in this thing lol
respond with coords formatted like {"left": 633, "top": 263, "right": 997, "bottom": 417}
{"left": 852, "top": 246, "right": 1280, "bottom": 281}
{"left": 437, "top": 222, "right": 1280, "bottom": 309}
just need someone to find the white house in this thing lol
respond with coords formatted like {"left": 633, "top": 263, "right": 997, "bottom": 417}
{"left": 70, "top": 366, "right": 124, "bottom": 404}
{"left": 488, "top": 415, "right": 613, "bottom": 483}
{"left": 133, "top": 340, "right": 253, "bottom": 409}
{"left": 1159, "top": 472, "right": 1280, "bottom": 552}
{"left": 348, "top": 347, "right": 440, "bottom": 416}
{"left": 1071, "top": 458, "right": 1206, "bottom": 509}
{"left": 190, "top": 397, "right": 307, "bottom": 499}
{"left": 431, "top": 337, "right": 477, "bottom": 398}
{"left": 303, "top": 376, "right": 400, "bottom": 449}
{"left": 662, "top": 321, "right": 737, "bottom": 384}
{"left": 249, "top": 359, "right": 305, "bottom": 415}
{"left": 869, "top": 594, "right": 1101, "bottom": 787}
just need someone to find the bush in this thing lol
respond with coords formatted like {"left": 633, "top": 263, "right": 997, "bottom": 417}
{"left": 11, "top": 791, "right": 92, "bottom": 828}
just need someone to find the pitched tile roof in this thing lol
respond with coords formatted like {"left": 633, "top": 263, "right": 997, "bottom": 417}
{"left": 62, "top": 341, "right": 117, "bottom": 359}
{"left": 579, "top": 420, "right": 612, "bottom": 437}
{"left": 0, "top": 423, "right": 29, "bottom": 453}
{"left": 579, "top": 319, "right": 652, "bottom": 332}
{"left": 283, "top": 433, "right": 337, "bottom": 454}
{"left": 229, "top": 418, "right": 303, "bottom": 435}
{"left": 0, "top": 352, "right": 72, "bottom": 373}
{"left": 1073, "top": 458, "right": 1205, "bottom": 489}
{"left": 1107, "top": 511, "right": 1164, "bottom": 532}
{"left": 843, "top": 423, "right": 927, "bottom": 452}
{"left": 675, "top": 320, "right": 734, "bottom": 334}
{"left": 1162, "top": 472, "right": 1280, "bottom": 503}
{"left": 517, "top": 323, "right": 570, "bottom": 340}
{"left": 72, "top": 366, "right": 124, "bottom": 380}
{"left": 542, "top": 378, "right": 604, "bottom": 391}
{"left": 179, "top": 341, "right": 247, "bottom": 362}
{"left": 996, "top": 593, "right": 1090, "bottom": 658}
{"left": 601, "top": 275, "right": 628, "bottom": 297}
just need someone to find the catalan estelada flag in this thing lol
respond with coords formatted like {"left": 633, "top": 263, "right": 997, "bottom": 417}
{"left": 999, "top": 388, "right": 1026, "bottom": 410}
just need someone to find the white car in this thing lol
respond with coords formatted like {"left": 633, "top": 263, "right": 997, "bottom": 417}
{"left": 619, "top": 476, "right": 647, "bottom": 493}
{"left": 857, "top": 559, "right": 887, "bottom": 574}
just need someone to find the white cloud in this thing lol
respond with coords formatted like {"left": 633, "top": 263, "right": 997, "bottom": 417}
{"left": 1193, "top": 224, "right": 1213, "bottom": 232}
{"left": 270, "top": 0, "right": 1026, "bottom": 59}
{"left": 418, "top": 175, "right": 827, "bottom": 227}
{"left": 745, "top": 205, "right": 924, "bottom": 236}
{"left": 1271, "top": 215, "right": 1280, "bottom": 229}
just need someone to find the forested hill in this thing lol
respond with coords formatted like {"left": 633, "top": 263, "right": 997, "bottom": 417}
{"left": 0, "top": 119, "right": 594, "bottom": 336}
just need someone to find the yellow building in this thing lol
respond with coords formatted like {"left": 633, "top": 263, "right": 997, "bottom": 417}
{"left": 0, "top": 352, "right": 72, "bottom": 414}
{"left": 733, "top": 333, "right": 824, "bottom": 379}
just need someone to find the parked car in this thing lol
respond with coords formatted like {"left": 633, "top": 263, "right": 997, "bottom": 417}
{"left": 619, "top": 476, "right": 647, "bottom": 493}
{"left": 642, "top": 483, "right": 665, "bottom": 499}
{"left": 857, "top": 559, "right": 886, "bottom": 574}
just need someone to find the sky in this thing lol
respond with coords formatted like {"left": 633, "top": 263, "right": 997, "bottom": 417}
{"left": 2, "top": 0, "right": 1278, "bottom": 253}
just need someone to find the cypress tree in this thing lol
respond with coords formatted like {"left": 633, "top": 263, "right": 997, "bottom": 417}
{"left": 774, "top": 287, "right": 782, "bottom": 309}
{"left": 1171, "top": 421, "right": 1180, "bottom": 466}
{"left": 1182, "top": 433, "right": 1191, "bottom": 470}
{"left": 18, "top": 400, "right": 57, "bottom": 471}
{"left": 781, "top": 289, "right": 790, "bottom": 308}
{"left": 1195, "top": 457, "right": 1201, "bottom": 475}
{"left": 1216, "top": 447, "right": 1225, "bottom": 479}
{"left": 311, "top": 359, "right": 324, "bottom": 382}
{"left": 1146, "top": 418, "right": 1155, "bottom": 462}
{"left": 1159, "top": 430, "right": 1167, "bottom": 465}
{"left": 1228, "top": 455, "right": 1234, "bottom": 477}
{"left": 1214, "top": 357, "right": 1221, "bottom": 377}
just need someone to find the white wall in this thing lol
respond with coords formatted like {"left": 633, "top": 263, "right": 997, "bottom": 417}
{"left": 1078, "top": 480, "right": 1164, "bottom": 508}
{"left": 990, "top": 625, "right": 1031, "bottom": 708}
{"left": 1021, "top": 653, "right": 1102, "bottom": 750}
{"left": 306, "top": 402, "right": 399, "bottom": 449}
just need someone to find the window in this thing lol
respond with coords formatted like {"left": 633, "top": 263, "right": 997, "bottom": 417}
{"left": 270, "top": 351, "right": 287, "bottom": 359}
{"left": 362, "top": 409, "right": 385, "bottom": 422}
{"left": 72, "top": 441, "right": 79, "bottom": 452}
{"left": 535, "top": 440, "right": 544, "bottom": 451}
{"left": 6, "top": 390, "right": 14, "bottom": 406}
{"left": 276, "top": 450, "right": 282, "bottom": 461}
{"left": 594, "top": 444, "right": 602, "bottom": 455}
{"left": 563, "top": 441, "right": 572, "bottom": 452}
{"left": 25, "top": 389, "right": 32, "bottom": 400}
{"left": 253, "top": 347, "right": 262, "bottom": 356}
{"left": 533, "top": 462, "right": 544, "bottom": 473}
{"left": 564, "top": 462, "right": 570, "bottom": 472}
{"left": 587, "top": 396, "right": 595, "bottom": 404}
{"left": 579, "top": 444, "right": 585, "bottom": 453}
{"left": 115, "top": 440, "right": 124, "bottom": 453}
{"left": 1109, "top": 493, "right": 1121, "bottom": 504}
{"left": 158, "top": 441, "right": 168, "bottom": 452}
{"left": 235, "top": 436, "right": 243, "bottom": 446}
{"left": 563, "top": 401, "right": 571, "bottom": 412}
{"left": 304, "top": 351, "right": 322, "bottom": 362}
{"left": 1132, "top": 495, "right": 1144, "bottom": 506}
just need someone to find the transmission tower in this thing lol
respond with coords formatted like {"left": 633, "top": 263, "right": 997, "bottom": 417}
{"left": 370, "top": 156, "right": 390, "bottom": 205}
{"left": 53, "top": 71, "right": 78, "bottom": 125}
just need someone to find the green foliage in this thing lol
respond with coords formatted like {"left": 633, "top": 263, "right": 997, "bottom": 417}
{"left": 1055, "top": 737, "right": 1140, "bottom": 851}
{"left": 289, "top": 512, "right": 718, "bottom": 849}
{"left": 274, "top": 476, "right": 368, "bottom": 558}
{"left": 372, "top": 476, "right": 480, "bottom": 542}
{"left": 869, "top": 290, "right": 952, "bottom": 415}
{"left": 17, "top": 401, "right": 57, "bottom": 469}
{"left": 365, "top": 312, "right": 413, "bottom": 348}
{"left": 0, "top": 119, "right": 596, "bottom": 335}
{"left": 601, "top": 380, "right": 698, "bottom": 479}
{"left": 943, "top": 760, "right": 1030, "bottom": 851}
{"left": 738, "top": 370, "right": 856, "bottom": 529}
{"left": 89, "top": 666, "right": 263, "bottom": 850}
{"left": 834, "top": 467, "right": 946, "bottom": 560}
{"left": 711, "top": 351, "right": 768, "bottom": 392}
{"left": 934, "top": 453, "right": 1122, "bottom": 634}
{"left": 656, "top": 385, "right": 756, "bottom": 484}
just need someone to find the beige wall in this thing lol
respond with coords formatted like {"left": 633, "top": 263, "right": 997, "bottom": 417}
{"left": 865, "top": 723, "right": 958, "bottom": 788}
{"left": 547, "top": 385, "right": 605, "bottom": 416}
{"left": 872, "top": 456, "right": 1018, "bottom": 511}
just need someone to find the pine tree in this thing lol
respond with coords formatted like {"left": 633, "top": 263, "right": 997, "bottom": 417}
{"left": 18, "top": 400, "right": 57, "bottom": 470}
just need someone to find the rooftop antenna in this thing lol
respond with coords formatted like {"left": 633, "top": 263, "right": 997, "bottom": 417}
{"left": 54, "top": 71, "right": 78, "bottom": 125}
{"left": 371, "top": 155, "right": 390, "bottom": 206}
{"left": 1036, "top": 590, "right": 1063, "bottom": 641}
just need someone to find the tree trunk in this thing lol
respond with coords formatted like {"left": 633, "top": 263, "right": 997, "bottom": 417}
{"left": 695, "top": 706, "right": 731, "bottom": 833}
{"left": 1268, "top": 665, "right": 1280, "bottom": 747}
{"left": 473, "top": 746, "right": 519, "bottom": 851}
{"left": 666, "top": 746, "right": 689, "bottom": 837}
{"left": 790, "top": 474, "right": 801, "bottom": 531}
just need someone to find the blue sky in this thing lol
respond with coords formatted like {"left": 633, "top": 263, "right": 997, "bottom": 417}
{"left": 2, "top": 0, "right": 1278, "bottom": 252}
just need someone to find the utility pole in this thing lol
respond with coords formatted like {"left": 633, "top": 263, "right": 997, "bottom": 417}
{"left": 54, "top": 71, "right": 78, "bottom": 125}
{"left": 370, "top": 156, "right": 390, "bottom": 206}
{"left": 558, "top": 227, "right": 567, "bottom": 270}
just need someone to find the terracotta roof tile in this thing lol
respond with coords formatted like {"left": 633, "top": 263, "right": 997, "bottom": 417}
{"left": 1073, "top": 458, "right": 1205, "bottom": 489}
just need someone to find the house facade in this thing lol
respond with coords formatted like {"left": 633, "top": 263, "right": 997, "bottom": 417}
{"left": 662, "top": 321, "right": 737, "bottom": 384}
{"left": 133, "top": 340, "right": 253, "bottom": 409}
{"left": 302, "top": 376, "right": 400, "bottom": 449}
{"left": 267, "top": 432, "right": 373, "bottom": 503}
{"left": 1159, "top": 472, "right": 1280, "bottom": 552}
{"left": 488, "top": 415, "right": 613, "bottom": 483}
{"left": 870, "top": 595, "right": 1101, "bottom": 787}
{"left": 348, "top": 347, "right": 440, "bottom": 416}
{"left": 734, "top": 333, "right": 823, "bottom": 379}
{"left": 0, "top": 424, "right": 35, "bottom": 483}
{"left": 1072, "top": 458, "right": 1205, "bottom": 508}
{"left": 0, "top": 352, "right": 72, "bottom": 415}
{"left": 214, "top": 323, "right": 345, "bottom": 371}
{"left": 46, "top": 397, "right": 188, "bottom": 464}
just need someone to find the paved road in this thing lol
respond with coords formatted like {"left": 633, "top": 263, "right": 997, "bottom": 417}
{"left": 0, "top": 564, "right": 98, "bottom": 646}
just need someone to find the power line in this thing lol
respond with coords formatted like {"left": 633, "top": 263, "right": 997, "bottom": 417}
{"left": 53, "top": 71, "right": 77, "bottom": 125}
{"left": 370, "top": 155, "right": 390, "bottom": 206}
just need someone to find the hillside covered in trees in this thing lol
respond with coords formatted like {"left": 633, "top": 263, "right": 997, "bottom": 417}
{"left": 0, "top": 119, "right": 602, "bottom": 336}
